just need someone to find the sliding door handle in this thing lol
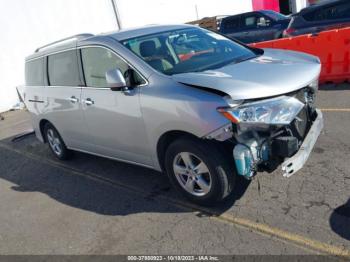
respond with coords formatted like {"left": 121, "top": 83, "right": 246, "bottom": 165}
{"left": 69, "top": 96, "right": 79, "bottom": 103}
{"left": 84, "top": 98, "right": 94, "bottom": 106}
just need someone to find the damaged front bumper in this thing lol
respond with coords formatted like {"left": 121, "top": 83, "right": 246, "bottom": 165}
{"left": 281, "top": 109, "right": 324, "bottom": 177}
{"left": 205, "top": 108, "right": 324, "bottom": 179}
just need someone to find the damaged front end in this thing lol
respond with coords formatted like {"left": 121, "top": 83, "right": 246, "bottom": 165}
{"left": 206, "top": 84, "right": 323, "bottom": 180}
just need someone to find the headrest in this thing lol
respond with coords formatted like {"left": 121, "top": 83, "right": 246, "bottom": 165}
{"left": 139, "top": 40, "right": 156, "bottom": 57}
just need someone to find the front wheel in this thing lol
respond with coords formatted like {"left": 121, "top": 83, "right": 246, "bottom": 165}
{"left": 165, "top": 137, "right": 236, "bottom": 206}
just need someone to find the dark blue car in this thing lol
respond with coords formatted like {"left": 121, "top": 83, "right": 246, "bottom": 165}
{"left": 219, "top": 10, "right": 290, "bottom": 44}
{"left": 284, "top": 0, "right": 350, "bottom": 37}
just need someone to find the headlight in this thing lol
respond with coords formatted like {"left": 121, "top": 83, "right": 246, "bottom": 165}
{"left": 217, "top": 96, "right": 304, "bottom": 125}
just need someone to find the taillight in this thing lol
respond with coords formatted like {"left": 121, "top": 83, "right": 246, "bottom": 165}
{"left": 284, "top": 28, "right": 296, "bottom": 37}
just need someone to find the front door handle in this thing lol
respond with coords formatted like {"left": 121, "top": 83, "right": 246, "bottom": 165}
{"left": 122, "top": 86, "right": 133, "bottom": 96}
{"left": 84, "top": 98, "right": 94, "bottom": 106}
{"left": 69, "top": 96, "right": 79, "bottom": 103}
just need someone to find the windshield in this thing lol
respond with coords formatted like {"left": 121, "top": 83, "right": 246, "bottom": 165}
{"left": 263, "top": 10, "right": 289, "bottom": 21}
{"left": 121, "top": 28, "right": 258, "bottom": 75}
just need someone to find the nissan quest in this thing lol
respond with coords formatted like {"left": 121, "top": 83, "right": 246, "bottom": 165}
{"left": 17, "top": 25, "right": 324, "bottom": 205}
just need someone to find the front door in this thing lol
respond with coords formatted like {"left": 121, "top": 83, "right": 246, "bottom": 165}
{"left": 241, "top": 14, "right": 260, "bottom": 43}
{"left": 255, "top": 15, "right": 278, "bottom": 42}
{"left": 79, "top": 46, "right": 152, "bottom": 167}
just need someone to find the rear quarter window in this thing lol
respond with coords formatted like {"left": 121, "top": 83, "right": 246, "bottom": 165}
{"left": 221, "top": 17, "right": 241, "bottom": 33}
{"left": 303, "top": 9, "right": 320, "bottom": 22}
{"left": 48, "top": 50, "right": 82, "bottom": 86}
{"left": 303, "top": 2, "right": 350, "bottom": 22}
{"left": 25, "top": 58, "right": 45, "bottom": 86}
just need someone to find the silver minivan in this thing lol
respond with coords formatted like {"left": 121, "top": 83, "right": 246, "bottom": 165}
{"left": 18, "top": 25, "right": 323, "bottom": 205}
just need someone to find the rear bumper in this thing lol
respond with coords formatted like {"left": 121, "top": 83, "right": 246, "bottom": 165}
{"left": 281, "top": 109, "right": 324, "bottom": 177}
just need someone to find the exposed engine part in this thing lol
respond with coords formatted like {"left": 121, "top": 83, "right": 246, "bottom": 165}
{"left": 282, "top": 110, "right": 323, "bottom": 177}
{"left": 233, "top": 144, "right": 255, "bottom": 179}
{"left": 260, "top": 141, "right": 269, "bottom": 162}
{"left": 211, "top": 86, "right": 317, "bottom": 179}
{"left": 233, "top": 136, "right": 269, "bottom": 180}
{"left": 271, "top": 136, "right": 298, "bottom": 158}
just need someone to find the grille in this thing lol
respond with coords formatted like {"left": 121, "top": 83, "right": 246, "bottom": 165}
{"left": 291, "top": 107, "right": 309, "bottom": 139}
{"left": 288, "top": 88, "right": 314, "bottom": 139}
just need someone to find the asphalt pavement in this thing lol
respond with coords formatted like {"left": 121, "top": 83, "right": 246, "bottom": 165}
{"left": 0, "top": 85, "right": 349, "bottom": 256}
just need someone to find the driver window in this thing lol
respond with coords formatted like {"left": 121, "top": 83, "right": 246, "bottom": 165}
{"left": 81, "top": 47, "right": 144, "bottom": 88}
{"left": 244, "top": 16, "right": 257, "bottom": 28}
{"left": 257, "top": 16, "right": 271, "bottom": 27}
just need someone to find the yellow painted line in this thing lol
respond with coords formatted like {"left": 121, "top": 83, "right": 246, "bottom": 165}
{"left": 216, "top": 214, "right": 350, "bottom": 258}
{"left": 321, "top": 108, "right": 350, "bottom": 112}
{"left": 1, "top": 142, "right": 350, "bottom": 257}
{"left": 165, "top": 198, "right": 350, "bottom": 257}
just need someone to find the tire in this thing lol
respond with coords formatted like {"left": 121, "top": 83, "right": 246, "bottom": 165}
{"left": 44, "top": 123, "right": 72, "bottom": 160}
{"left": 164, "top": 137, "right": 236, "bottom": 206}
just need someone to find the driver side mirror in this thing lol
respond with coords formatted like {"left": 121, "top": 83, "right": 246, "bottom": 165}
{"left": 257, "top": 18, "right": 271, "bottom": 27}
{"left": 106, "top": 69, "right": 127, "bottom": 91}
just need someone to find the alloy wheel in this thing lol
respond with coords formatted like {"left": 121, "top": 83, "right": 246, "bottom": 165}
{"left": 47, "top": 128, "right": 62, "bottom": 156}
{"left": 173, "top": 152, "right": 212, "bottom": 197}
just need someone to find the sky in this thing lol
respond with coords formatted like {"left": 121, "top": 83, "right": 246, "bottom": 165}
{"left": 117, "top": 0, "right": 252, "bottom": 28}
{"left": 0, "top": 0, "right": 253, "bottom": 112}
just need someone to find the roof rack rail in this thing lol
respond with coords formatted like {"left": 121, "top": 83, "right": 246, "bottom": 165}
{"left": 35, "top": 33, "right": 94, "bottom": 53}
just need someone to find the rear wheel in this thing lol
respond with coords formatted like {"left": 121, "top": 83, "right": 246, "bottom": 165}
{"left": 44, "top": 123, "right": 71, "bottom": 160}
{"left": 165, "top": 137, "right": 236, "bottom": 206}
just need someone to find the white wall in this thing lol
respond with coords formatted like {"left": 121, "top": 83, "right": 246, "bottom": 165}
{"left": 0, "top": 0, "right": 117, "bottom": 113}
{"left": 117, "top": 0, "right": 252, "bottom": 28}
{"left": 0, "top": 0, "right": 253, "bottom": 113}
{"left": 294, "top": 0, "right": 309, "bottom": 12}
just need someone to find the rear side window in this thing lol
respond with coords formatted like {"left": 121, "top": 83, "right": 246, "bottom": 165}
{"left": 48, "top": 50, "right": 82, "bottom": 86}
{"left": 303, "top": 3, "right": 350, "bottom": 21}
{"left": 25, "top": 58, "right": 44, "bottom": 86}
{"left": 221, "top": 17, "right": 241, "bottom": 33}
{"left": 303, "top": 9, "right": 321, "bottom": 22}
{"left": 336, "top": 3, "right": 350, "bottom": 19}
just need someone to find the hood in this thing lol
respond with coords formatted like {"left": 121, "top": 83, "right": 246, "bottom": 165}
{"left": 172, "top": 49, "right": 321, "bottom": 100}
